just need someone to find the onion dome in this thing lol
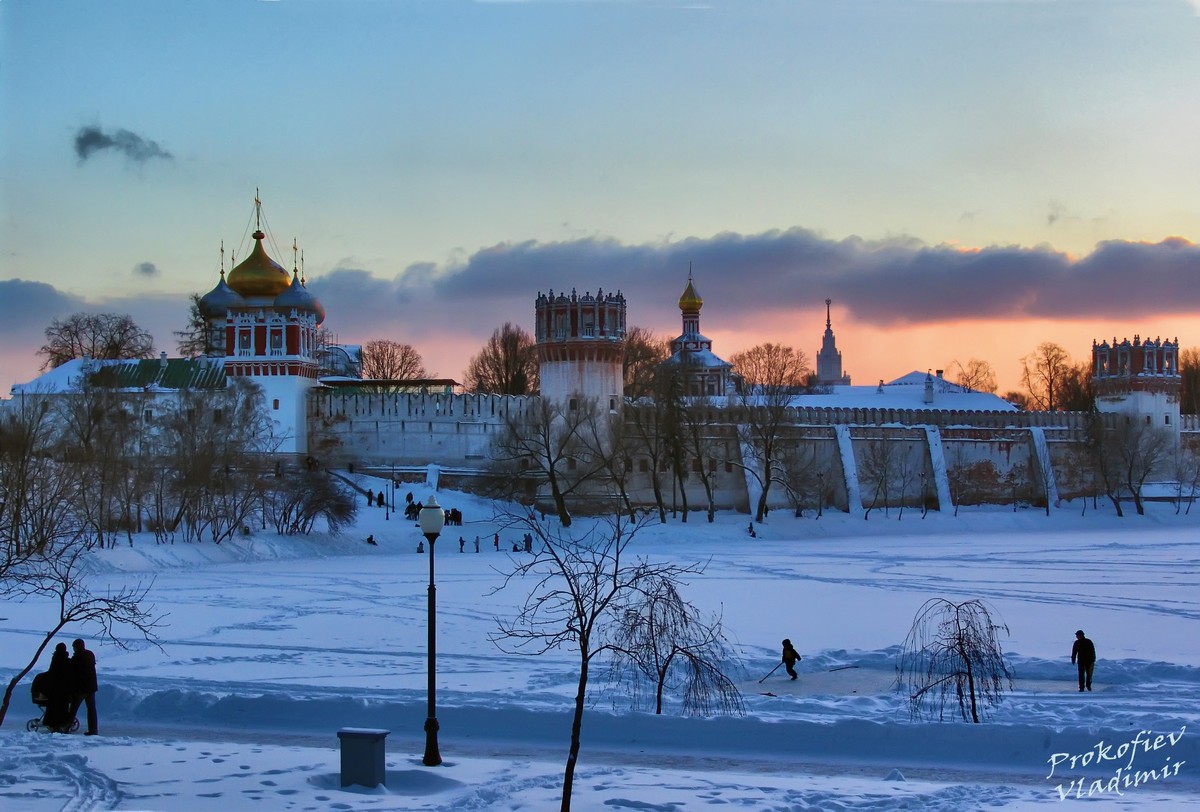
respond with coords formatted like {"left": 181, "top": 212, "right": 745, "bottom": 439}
{"left": 678, "top": 276, "right": 703, "bottom": 312}
{"left": 198, "top": 271, "right": 246, "bottom": 318}
{"left": 274, "top": 270, "right": 324, "bottom": 324}
{"left": 226, "top": 230, "right": 291, "bottom": 298}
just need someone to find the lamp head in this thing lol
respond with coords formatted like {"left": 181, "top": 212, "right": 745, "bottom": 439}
{"left": 419, "top": 494, "right": 445, "bottom": 536}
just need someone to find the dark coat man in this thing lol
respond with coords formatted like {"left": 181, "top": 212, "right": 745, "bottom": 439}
{"left": 1071, "top": 630, "right": 1096, "bottom": 692}
{"left": 68, "top": 638, "right": 99, "bottom": 735}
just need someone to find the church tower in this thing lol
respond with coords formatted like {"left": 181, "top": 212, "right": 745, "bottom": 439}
{"left": 1091, "top": 334, "right": 1181, "bottom": 446}
{"left": 815, "top": 298, "right": 851, "bottom": 386}
{"left": 661, "top": 271, "right": 733, "bottom": 398}
{"left": 197, "top": 194, "right": 324, "bottom": 454}
{"left": 535, "top": 288, "right": 626, "bottom": 412}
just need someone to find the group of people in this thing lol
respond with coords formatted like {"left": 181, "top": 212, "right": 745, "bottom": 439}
{"left": 32, "top": 638, "right": 98, "bottom": 735}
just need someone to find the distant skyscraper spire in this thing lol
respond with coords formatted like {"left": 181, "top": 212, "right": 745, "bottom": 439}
{"left": 816, "top": 298, "right": 850, "bottom": 386}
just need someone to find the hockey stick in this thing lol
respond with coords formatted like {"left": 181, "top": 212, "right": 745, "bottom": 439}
{"left": 758, "top": 662, "right": 784, "bottom": 683}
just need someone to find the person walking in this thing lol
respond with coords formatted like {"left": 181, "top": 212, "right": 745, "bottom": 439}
{"left": 1071, "top": 630, "right": 1096, "bottom": 692}
{"left": 459, "top": 537, "right": 465, "bottom": 553}
{"left": 781, "top": 638, "right": 801, "bottom": 680}
{"left": 474, "top": 536, "right": 480, "bottom": 553}
{"left": 68, "top": 638, "right": 99, "bottom": 735}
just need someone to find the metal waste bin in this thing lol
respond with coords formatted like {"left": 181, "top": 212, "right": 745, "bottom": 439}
{"left": 337, "top": 727, "right": 389, "bottom": 788}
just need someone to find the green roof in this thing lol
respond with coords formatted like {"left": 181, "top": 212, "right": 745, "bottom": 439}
{"left": 87, "top": 358, "right": 227, "bottom": 390}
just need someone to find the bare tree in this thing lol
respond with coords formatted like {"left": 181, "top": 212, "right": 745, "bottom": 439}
{"left": 779, "top": 440, "right": 823, "bottom": 517}
{"left": 38, "top": 312, "right": 155, "bottom": 371}
{"left": 896, "top": 598, "right": 1014, "bottom": 724}
{"left": 0, "top": 535, "right": 163, "bottom": 727}
{"left": 359, "top": 339, "right": 429, "bottom": 381}
{"left": 263, "top": 470, "right": 358, "bottom": 535}
{"left": 145, "top": 380, "right": 280, "bottom": 542}
{"left": 490, "top": 512, "right": 706, "bottom": 812}
{"left": 1091, "top": 415, "right": 1175, "bottom": 516}
{"left": 624, "top": 401, "right": 672, "bottom": 523}
{"left": 0, "top": 393, "right": 80, "bottom": 565}
{"left": 623, "top": 326, "right": 671, "bottom": 400}
{"left": 608, "top": 576, "right": 744, "bottom": 716}
{"left": 463, "top": 322, "right": 539, "bottom": 395}
{"left": 490, "top": 396, "right": 604, "bottom": 527}
{"left": 1171, "top": 449, "right": 1200, "bottom": 515}
{"left": 1020, "top": 342, "right": 1073, "bottom": 411}
{"left": 859, "top": 434, "right": 900, "bottom": 519}
{"left": 730, "top": 343, "right": 810, "bottom": 522}
{"left": 175, "top": 293, "right": 209, "bottom": 357}
{"left": 678, "top": 399, "right": 723, "bottom": 523}
{"left": 1056, "top": 361, "right": 1094, "bottom": 412}
{"left": 950, "top": 358, "right": 997, "bottom": 393}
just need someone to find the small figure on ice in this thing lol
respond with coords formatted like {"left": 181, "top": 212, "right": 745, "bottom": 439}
{"left": 1071, "top": 629, "right": 1096, "bottom": 692}
{"left": 782, "top": 638, "right": 801, "bottom": 680}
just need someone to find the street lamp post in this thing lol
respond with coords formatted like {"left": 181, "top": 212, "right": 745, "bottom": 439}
{"left": 418, "top": 495, "right": 445, "bottom": 766}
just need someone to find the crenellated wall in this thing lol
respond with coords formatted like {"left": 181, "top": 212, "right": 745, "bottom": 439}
{"left": 307, "top": 393, "right": 1198, "bottom": 512}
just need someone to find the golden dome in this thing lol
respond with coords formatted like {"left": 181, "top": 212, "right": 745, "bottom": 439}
{"left": 226, "top": 231, "right": 291, "bottom": 298}
{"left": 678, "top": 276, "right": 703, "bottom": 312}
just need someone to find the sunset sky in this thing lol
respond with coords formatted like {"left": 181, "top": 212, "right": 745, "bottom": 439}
{"left": 2, "top": 0, "right": 1199, "bottom": 398}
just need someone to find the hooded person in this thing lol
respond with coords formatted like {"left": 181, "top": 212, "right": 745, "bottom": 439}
{"left": 781, "top": 639, "right": 801, "bottom": 680}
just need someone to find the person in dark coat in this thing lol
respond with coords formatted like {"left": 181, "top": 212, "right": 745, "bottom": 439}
{"left": 68, "top": 638, "right": 98, "bottom": 735}
{"left": 1071, "top": 630, "right": 1096, "bottom": 692}
{"left": 781, "top": 638, "right": 801, "bottom": 681}
{"left": 43, "top": 643, "right": 74, "bottom": 731}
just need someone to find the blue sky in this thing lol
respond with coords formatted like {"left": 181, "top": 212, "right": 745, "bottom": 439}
{"left": 2, "top": 0, "right": 1198, "bottom": 395}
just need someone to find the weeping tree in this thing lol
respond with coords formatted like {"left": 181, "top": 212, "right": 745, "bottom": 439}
{"left": 896, "top": 598, "right": 1014, "bottom": 724}
{"left": 608, "top": 575, "right": 743, "bottom": 717}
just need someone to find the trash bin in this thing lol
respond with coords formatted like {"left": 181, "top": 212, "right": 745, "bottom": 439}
{"left": 337, "top": 727, "right": 389, "bottom": 788}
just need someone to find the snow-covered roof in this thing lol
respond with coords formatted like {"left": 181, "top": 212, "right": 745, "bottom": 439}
{"left": 664, "top": 346, "right": 732, "bottom": 370}
{"left": 786, "top": 371, "right": 1017, "bottom": 412}
{"left": 11, "top": 357, "right": 227, "bottom": 395}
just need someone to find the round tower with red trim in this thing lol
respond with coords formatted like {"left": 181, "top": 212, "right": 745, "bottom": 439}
{"left": 535, "top": 288, "right": 626, "bottom": 411}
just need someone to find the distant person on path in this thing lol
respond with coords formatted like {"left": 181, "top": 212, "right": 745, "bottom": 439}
{"left": 68, "top": 638, "right": 99, "bottom": 735}
{"left": 474, "top": 536, "right": 480, "bottom": 553}
{"left": 366, "top": 534, "right": 376, "bottom": 546}
{"left": 781, "top": 638, "right": 801, "bottom": 681}
{"left": 417, "top": 540, "right": 425, "bottom": 554}
{"left": 1072, "top": 630, "right": 1096, "bottom": 692}
{"left": 459, "top": 537, "right": 465, "bottom": 553}
{"left": 494, "top": 536, "right": 500, "bottom": 551}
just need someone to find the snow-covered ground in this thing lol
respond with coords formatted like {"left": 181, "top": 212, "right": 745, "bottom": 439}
{"left": 2, "top": 480, "right": 1198, "bottom": 811}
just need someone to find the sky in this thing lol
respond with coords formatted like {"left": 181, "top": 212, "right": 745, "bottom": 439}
{"left": 2, "top": 0, "right": 1199, "bottom": 398}
{"left": 2, "top": 480, "right": 1198, "bottom": 809}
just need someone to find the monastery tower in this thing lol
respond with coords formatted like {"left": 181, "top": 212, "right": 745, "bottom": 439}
{"left": 1091, "top": 335, "right": 1182, "bottom": 445}
{"left": 663, "top": 272, "right": 733, "bottom": 398}
{"left": 198, "top": 195, "right": 324, "bottom": 454}
{"left": 535, "top": 288, "right": 626, "bottom": 411}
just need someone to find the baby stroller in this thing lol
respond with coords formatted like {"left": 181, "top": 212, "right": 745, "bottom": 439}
{"left": 26, "top": 671, "right": 78, "bottom": 733}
